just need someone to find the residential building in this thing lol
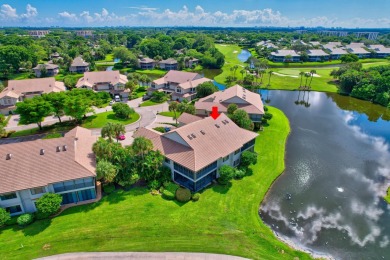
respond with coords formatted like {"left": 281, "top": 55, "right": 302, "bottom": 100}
{"left": 368, "top": 45, "right": 390, "bottom": 58}
{"left": 138, "top": 57, "right": 156, "bottom": 69}
{"left": 50, "top": 52, "right": 61, "bottom": 59}
{"left": 307, "top": 49, "right": 329, "bottom": 62}
{"left": 0, "top": 127, "right": 97, "bottom": 216}
{"left": 177, "top": 112, "right": 203, "bottom": 127}
{"left": 134, "top": 113, "right": 258, "bottom": 192}
{"left": 28, "top": 30, "right": 49, "bottom": 38}
{"left": 0, "top": 78, "right": 66, "bottom": 115}
{"left": 347, "top": 47, "right": 370, "bottom": 58}
{"left": 76, "top": 30, "right": 93, "bottom": 37}
{"left": 195, "top": 85, "right": 264, "bottom": 122}
{"left": 327, "top": 48, "right": 348, "bottom": 60}
{"left": 185, "top": 58, "right": 200, "bottom": 68}
{"left": 76, "top": 71, "right": 129, "bottom": 98}
{"left": 269, "top": 50, "right": 300, "bottom": 62}
{"left": 33, "top": 63, "right": 59, "bottom": 78}
{"left": 149, "top": 70, "right": 212, "bottom": 102}
{"left": 322, "top": 42, "right": 342, "bottom": 50}
{"left": 345, "top": 42, "right": 366, "bottom": 49}
{"left": 159, "top": 58, "right": 178, "bottom": 70}
{"left": 69, "top": 56, "right": 90, "bottom": 73}
{"left": 309, "top": 41, "right": 321, "bottom": 46}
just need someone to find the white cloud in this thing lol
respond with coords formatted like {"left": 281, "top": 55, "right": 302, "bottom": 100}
{"left": 58, "top": 11, "right": 78, "bottom": 21}
{"left": 0, "top": 4, "right": 39, "bottom": 22}
{"left": 20, "top": 4, "right": 38, "bottom": 19}
{"left": 0, "top": 4, "right": 18, "bottom": 19}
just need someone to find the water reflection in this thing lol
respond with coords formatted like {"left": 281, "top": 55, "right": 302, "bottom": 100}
{"left": 261, "top": 90, "right": 390, "bottom": 260}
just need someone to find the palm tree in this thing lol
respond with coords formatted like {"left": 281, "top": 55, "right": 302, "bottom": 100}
{"left": 169, "top": 101, "right": 179, "bottom": 125}
{"left": 233, "top": 65, "right": 239, "bottom": 79}
{"left": 309, "top": 69, "right": 316, "bottom": 87}
{"left": 132, "top": 136, "right": 153, "bottom": 159}
{"left": 304, "top": 72, "right": 310, "bottom": 87}
{"left": 299, "top": 71, "right": 305, "bottom": 88}
{"left": 112, "top": 123, "right": 125, "bottom": 143}
{"left": 101, "top": 122, "right": 125, "bottom": 143}
{"left": 144, "top": 76, "right": 151, "bottom": 87}
{"left": 267, "top": 70, "right": 273, "bottom": 86}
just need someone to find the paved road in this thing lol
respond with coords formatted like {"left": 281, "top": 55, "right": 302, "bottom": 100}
{"left": 38, "top": 252, "right": 249, "bottom": 260}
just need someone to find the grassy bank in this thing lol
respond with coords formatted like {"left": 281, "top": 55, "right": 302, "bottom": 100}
{"left": 214, "top": 44, "right": 245, "bottom": 85}
{"left": 158, "top": 111, "right": 182, "bottom": 118}
{"left": 140, "top": 100, "right": 166, "bottom": 107}
{"left": 0, "top": 107, "right": 310, "bottom": 260}
{"left": 81, "top": 111, "right": 140, "bottom": 129}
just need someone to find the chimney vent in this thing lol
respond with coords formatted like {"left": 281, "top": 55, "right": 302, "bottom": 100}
{"left": 63, "top": 145, "right": 67, "bottom": 151}
{"left": 6, "top": 153, "right": 12, "bottom": 160}
{"left": 191, "top": 133, "right": 196, "bottom": 138}
{"left": 215, "top": 124, "right": 220, "bottom": 128}
{"left": 187, "top": 135, "right": 193, "bottom": 140}
{"left": 40, "top": 149, "right": 45, "bottom": 155}
{"left": 56, "top": 146, "right": 61, "bottom": 152}
{"left": 200, "top": 130, "right": 205, "bottom": 135}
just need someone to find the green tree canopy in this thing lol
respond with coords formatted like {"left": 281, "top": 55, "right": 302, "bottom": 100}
{"left": 231, "top": 109, "right": 254, "bottom": 131}
{"left": 112, "top": 103, "right": 135, "bottom": 119}
{"left": 15, "top": 97, "right": 52, "bottom": 130}
{"left": 196, "top": 82, "right": 218, "bottom": 98}
{"left": 96, "top": 160, "right": 118, "bottom": 183}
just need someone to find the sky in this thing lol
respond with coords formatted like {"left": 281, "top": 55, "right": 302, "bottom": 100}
{"left": 0, "top": 0, "right": 389, "bottom": 28}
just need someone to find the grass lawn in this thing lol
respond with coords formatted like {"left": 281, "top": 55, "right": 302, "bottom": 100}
{"left": 158, "top": 111, "right": 182, "bottom": 118}
{"left": 140, "top": 100, "right": 166, "bottom": 107}
{"left": 54, "top": 73, "right": 83, "bottom": 82}
{"left": 9, "top": 122, "right": 75, "bottom": 138}
{"left": 81, "top": 111, "right": 140, "bottom": 129}
{"left": 214, "top": 44, "right": 246, "bottom": 85}
{"left": 135, "top": 69, "right": 167, "bottom": 76}
{"left": 385, "top": 187, "right": 390, "bottom": 204}
{"left": 5, "top": 72, "right": 33, "bottom": 80}
{"left": 0, "top": 106, "right": 311, "bottom": 260}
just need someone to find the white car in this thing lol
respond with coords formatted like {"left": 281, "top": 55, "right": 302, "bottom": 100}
{"left": 109, "top": 100, "right": 114, "bottom": 106}
{"left": 114, "top": 96, "right": 121, "bottom": 102}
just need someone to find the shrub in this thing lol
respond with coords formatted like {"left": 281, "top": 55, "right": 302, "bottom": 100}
{"left": 153, "top": 127, "right": 165, "bottom": 133}
{"left": 162, "top": 189, "right": 175, "bottom": 200}
{"left": 175, "top": 187, "right": 191, "bottom": 202}
{"left": 150, "top": 189, "right": 160, "bottom": 196}
{"left": 17, "top": 213, "right": 34, "bottom": 226}
{"left": 263, "top": 112, "right": 273, "bottom": 120}
{"left": 218, "top": 165, "right": 235, "bottom": 185}
{"left": 240, "top": 151, "right": 258, "bottom": 168}
{"left": 5, "top": 216, "right": 17, "bottom": 226}
{"left": 234, "top": 168, "right": 246, "bottom": 179}
{"left": 35, "top": 193, "right": 62, "bottom": 219}
{"left": 261, "top": 118, "right": 268, "bottom": 125}
{"left": 137, "top": 86, "right": 147, "bottom": 92}
{"left": 103, "top": 183, "right": 115, "bottom": 194}
{"left": 112, "top": 103, "right": 135, "bottom": 119}
{"left": 192, "top": 193, "right": 200, "bottom": 201}
{"left": 263, "top": 106, "right": 268, "bottom": 112}
{"left": 148, "top": 179, "right": 161, "bottom": 190}
{"left": 0, "top": 208, "right": 10, "bottom": 226}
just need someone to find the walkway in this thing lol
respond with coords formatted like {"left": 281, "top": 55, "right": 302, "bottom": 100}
{"left": 38, "top": 252, "right": 249, "bottom": 260}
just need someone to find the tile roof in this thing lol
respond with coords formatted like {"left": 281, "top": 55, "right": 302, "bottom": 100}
{"left": 195, "top": 85, "right": 264, "bottom": 115}
{"left": 178, "top": 77, "right": 213, "bottom": 90}
{"left": 134, "top": 113, "right": 258, "bottom": 172}
{"left": 76, "top": 71, "right": 128, "bottom": 88}
{"left": 139, "top": 57, "right": 155, "bottom": 63}
{"left": 345, "top": 42, "right": 365, "bottom": 48}
{"left": 159, "top": 58, "right": 178, "bottom": 65}
{"left": 33, "top": 63, "right": 59, "bottom": 70}
{"left": 271, "top": 50, "right": 300, "bottom": 57}
{"left": 0, "top": 127, "right": 97, "bottom": 194}
{"left": 348, "top": 47, "right": 370, "bottom": 54}
{"left": 71, "top": 56, "right": 89, "bottom": 67}
{"left": 177, "top": 113, "right": 203, "bottom": 125}
{"left": 307, "top": 49, "right": 329, "bottom": 56}
{"left": 328, "top": 48, "right": 348, "bottom": 55}
{"left": 0, "top": 78, "right": 65, "bottom": 99}
{"left": 152, "top": 70, "right": 200, "bottom": 85}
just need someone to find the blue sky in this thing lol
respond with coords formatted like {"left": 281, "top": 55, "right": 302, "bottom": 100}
{"left": 1, "top": 0, "right": 389, "bottom": 28}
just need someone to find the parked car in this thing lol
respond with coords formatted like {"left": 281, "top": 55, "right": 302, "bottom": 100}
{"left": 109, "top": 100, "right": 114, "bottom": 106}
{"left": 142, "top": 94, "right": 150, "bottom": 101}
{"left": 117, "top": 134, "right": 126, "bottom": 141}
{"left": 114, "top": 95, "right": 121, "bottom": 102}
{"left": 164, "top": 127, "right": 171, "bottom": 132}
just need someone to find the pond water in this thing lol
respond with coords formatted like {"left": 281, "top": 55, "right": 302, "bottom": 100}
{"left": 106, "top": 66, "right": 113, "bottom": 71}
{"left": 237, "top": 49, "right": 252, "bottom": 62}
{"left": 114, "top": 58, "right": 120, "bottom": 63}
{"left": 260, "top": 90, "right": 390, "bottom": 259}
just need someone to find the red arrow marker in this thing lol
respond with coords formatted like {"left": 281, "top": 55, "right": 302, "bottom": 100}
{"left": 210, "top": 106, "right": 220, "bottom": 120}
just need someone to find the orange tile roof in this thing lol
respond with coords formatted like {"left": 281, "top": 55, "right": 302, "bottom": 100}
{"left": 134, "top": 113, "right": 258, "bottom": 172}
{"left": 0, "top": 127, "right": 97, "bottom": 194}
{"left": 0, "top": 78, "right": 65, "bottom": 99}
{"left": 152, "top": 70, "right": 200, "bottom": 85}
{"left": 76, "top": 71, "right": 127, "bottom": 88}
{"left": 177, "top": 113, "right": 203, "bottom": 125}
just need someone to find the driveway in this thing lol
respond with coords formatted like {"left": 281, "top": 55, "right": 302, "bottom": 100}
{"left": 37, "top": 252, "right": 249, "bottom": 260}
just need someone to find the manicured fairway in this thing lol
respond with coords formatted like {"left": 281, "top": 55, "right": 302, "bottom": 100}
{"left": 0, "top": 107, "right": 311, "bottom": 260}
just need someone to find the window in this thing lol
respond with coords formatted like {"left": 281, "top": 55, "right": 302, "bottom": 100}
{"left": 234, "top": 149, "right": 241, "bottom": 155}
{"left": 30, "top": 187, "right": 45, "bottom": 195}
{"left": 190, "top": 87, "right": 196, "bottom": 93}
{"left": 176, "top": 87, "right": 182, "bottom": 93}
{"left": 6, "top": 205, "right": 22, "bottom": 214}
{"left": 0, "top": 193, "right": 17, "bottom": 200}
{"left": 53, "top": 178, "right": 95, "bottom": 193}
{"left": 223, "top": 155, "right": 229, "bottom": 162}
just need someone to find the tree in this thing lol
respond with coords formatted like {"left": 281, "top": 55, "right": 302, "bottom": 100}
{"left": 132, "top": 136, "right": 153, "bottom": 159}
{"left": 64, "top": 96, "right": 93, "bottom": 123}
{"left": 125, "top": 80, "right": 137, "bottom": 93}
{"left": 240, "top": 151, "right": 258, "bottom": 168}
{"left": 0, "top": 124, "right": 5, "bottom": 138}
{"left": 136, "top": 150, "right": 165, "bottom": 182}
{"left": 35, "top": 193, "right": 62, "bottom": 219}
{"left": 101, "top": 122, "right": 125, "bottom": 142}
{"left": 177, "top": 100, "right": 195, "bottom": 115}
{"left": 169, "top": 101, "right": 180, "bottom": 125}
{"left": 299, "top": 72, "right": 305, "bottom": 87}
{"left": 112, "top": 103, "right": 134, "bottom": 119}
{"left": 227, "top": 104, "right": 238, "bottom": 115}
{"left": 151, "top": 92, "right": 167, "bottom": 103}
{"left": 218, "top": 165, "right": 235, "bottom": 185}
{"left": 96, "top": 160, "right": 118, "bottom": 183}
{"left": 113, "top": 47, "right": 137, "bottom": 67}
{"left": 15, "top": 97, "right": 52, "bottom": 130}
{"left": 267, "top": 70, "right": 273, "bottom": 86}
{"left": 340, "top": 54, "right": 359, "bottom": 63}
{"left": 0, "top": 208, "right": 10, "bottom": 226}
{"left": 304, "top": 72, "right": 310, "bottom": 87}
{"left": 43, "top": 92, "right": 67, "bottom": 123}
{"left": 196, "top": 82, "right": 218, "bottom": 98}
{"left": 231, "top": 109, "right": 254, "bottom": 131}
{"left": 92, "top": 138, "right": 122, "bottom": 161}
{"left": 309, "top": 70, "right": 316, "bottom": 87}
{"left": 339, "top": 70, "right": 361, "bottom": 93}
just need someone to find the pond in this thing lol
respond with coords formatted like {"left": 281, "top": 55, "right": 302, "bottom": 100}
{"left": 260, "top": 90, "right": 390, "bottom": 259}
{"left": 237, "top": 49, "right": 252, "bottom": 62}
